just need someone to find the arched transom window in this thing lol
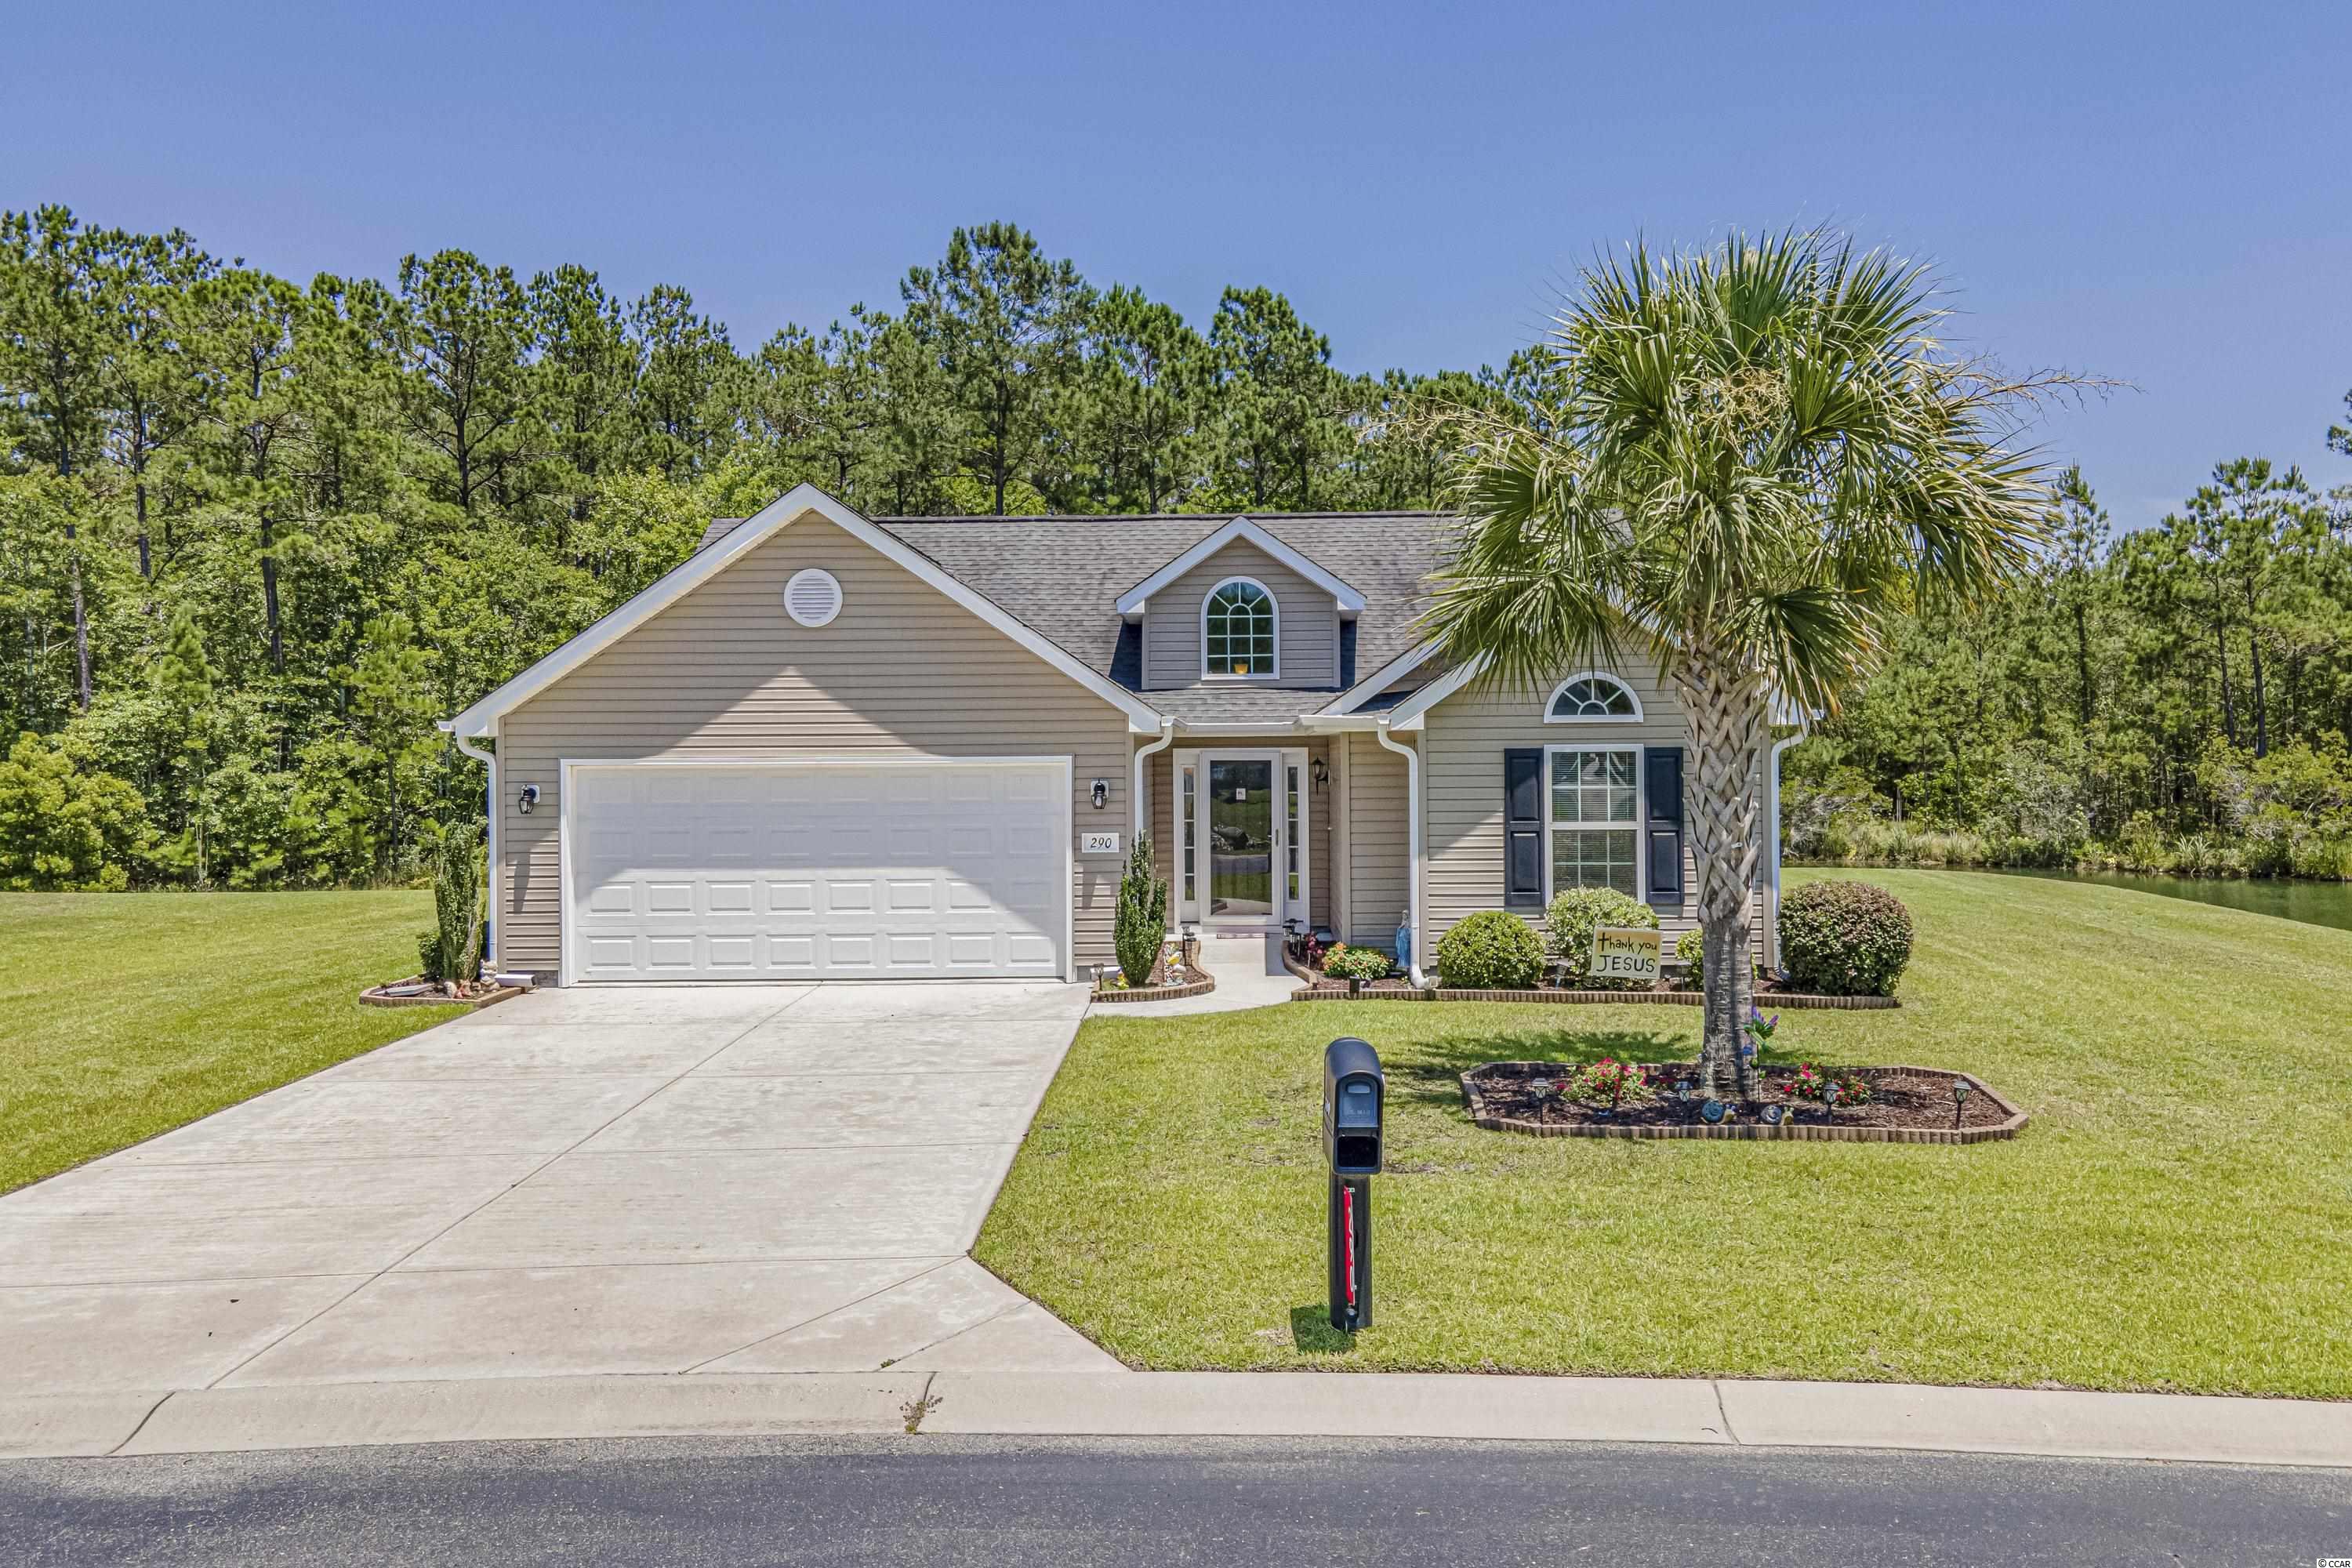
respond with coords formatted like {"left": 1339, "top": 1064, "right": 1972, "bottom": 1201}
{"left": 1203, "top": 578, "right": 1277, "bottom": 677}
{"left": 1546, "top": 672, "right": 1640, "bottom": 722}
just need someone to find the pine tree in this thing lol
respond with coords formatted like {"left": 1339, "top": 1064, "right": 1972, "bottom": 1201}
{"left": 154, "top": 605, "right": 216, "bottom": 883}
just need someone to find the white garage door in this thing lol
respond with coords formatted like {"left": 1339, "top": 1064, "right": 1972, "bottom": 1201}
{"left": 567, "top": 760, "right": 1068, "bottom": 982}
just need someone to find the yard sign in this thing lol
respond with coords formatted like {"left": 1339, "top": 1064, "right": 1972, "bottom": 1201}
{"left": 1590, "top": 927, "right": 1662, "bottom": 984}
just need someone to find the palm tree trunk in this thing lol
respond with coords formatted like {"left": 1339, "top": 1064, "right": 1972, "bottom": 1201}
{"left": 1676, "top": 656, "right": 1766, "bottom": 1099}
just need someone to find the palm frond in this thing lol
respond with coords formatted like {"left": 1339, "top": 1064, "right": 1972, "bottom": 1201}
{"left": 1430, "top": 226, "right": 2081, "bottom": 711}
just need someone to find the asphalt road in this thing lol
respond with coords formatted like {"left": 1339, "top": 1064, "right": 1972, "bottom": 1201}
{"left": 5, "top": 1436, "right": 2346, "bottom": 1566}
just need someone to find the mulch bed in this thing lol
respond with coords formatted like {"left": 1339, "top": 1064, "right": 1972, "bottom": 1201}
{"left": 361, "top": 977, "right": 528, "bottom": 1011}
{"left": 1462, "top": 1061, "right": 2027, "bottom": 1145}
{"left": 1090, "top": 956, "right": 1216, "bottom": 1004}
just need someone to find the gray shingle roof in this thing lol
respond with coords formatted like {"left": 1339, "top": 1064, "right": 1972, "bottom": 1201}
{"left": 696, "top": 510, "right": 1452, "bottom": 722}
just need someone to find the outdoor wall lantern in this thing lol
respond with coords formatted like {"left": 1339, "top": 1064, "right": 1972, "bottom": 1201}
{"left": 516, "top": 783, "right": 539, "bottom": 815}
{"left": 1090, "top": 779, "right": 1110, "bottom": 810}
{"left": 1310, "top": 757, "right": 1329, "bottom": 790}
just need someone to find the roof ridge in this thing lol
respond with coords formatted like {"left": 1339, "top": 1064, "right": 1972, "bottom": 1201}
{"left": 876, "top": 510, "right": 1450, "bottom": 524}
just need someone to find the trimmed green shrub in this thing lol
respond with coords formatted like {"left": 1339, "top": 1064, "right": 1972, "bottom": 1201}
{"left": 1113, "top": 834, "right": 1168, "bottom": 987}
{"left": 1543, "top": 887, "right": 1658, "bottom": 989}
{"left": 1323, "top": 943, "right": 1392, "bottom": 982}
{"left": 1436, "top": 910, "right": 1544, "bottom": 989}
{"left": 1675, "top": 926, "right": 1704, "bottom": 986}
{"left": 1778, "top": 879, "right": 1913, "bottom": 997}
{"left": 416, "top": 822, "right": 485, "bottom": 983}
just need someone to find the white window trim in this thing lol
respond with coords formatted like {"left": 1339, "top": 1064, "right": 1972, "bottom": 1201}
{"left": 1542, "top": 742, "right": 1644, "bottom": 903}
{"left": 1200, "top": 575, "right": 1279, "bottom": 681}
{"left": 1544, "top": 671, "right": 1642, "bottom": 724}
{"left": 1174, "top": 757, "right": 1199, "bottom": 922}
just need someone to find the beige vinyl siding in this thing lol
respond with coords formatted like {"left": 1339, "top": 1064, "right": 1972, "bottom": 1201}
{"left": 1145, "top": 738, "right": 1331, "bottom": 931}
{"left": 1419, "top": 658, "right": 1762, "bottom": 954}
{"left": 1341, "top": 731, "right": 1409, "bottom": 949}
{"left": 1141, "top": 539, "right": 1338, "bottom": 689}
{"left": 493, "top": 508, "right": 1134, "bottom": 980}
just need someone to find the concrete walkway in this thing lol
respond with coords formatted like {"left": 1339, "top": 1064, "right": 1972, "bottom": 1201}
{"left": 4, "top": 981, "right": 1117, "bottom": 1441}
{"left": 1109, "top": 934, "right": 1300, "bottom": 1016}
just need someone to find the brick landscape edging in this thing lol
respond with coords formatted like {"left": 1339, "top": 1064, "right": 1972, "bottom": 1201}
{"left": 1090, "top": 959, "right": 1216, "bottom": 1004}
{"left": 1461, "top": 1060, "right": 2028, "bottom": 1145}
{"left": 1282, "top": 952, "right": 1899, "bottom": 1011}
{"left": 360, "top": 982, "right": 527, "bottom": 1011}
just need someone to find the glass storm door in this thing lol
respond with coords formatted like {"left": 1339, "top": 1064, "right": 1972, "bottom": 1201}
{"left": 1207, "top": 758, "right": 1276, "bottom": 918}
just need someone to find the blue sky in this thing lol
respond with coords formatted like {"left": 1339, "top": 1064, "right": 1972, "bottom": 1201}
{"left": 9, "top": 0, "right": 2348, "bottom": 525}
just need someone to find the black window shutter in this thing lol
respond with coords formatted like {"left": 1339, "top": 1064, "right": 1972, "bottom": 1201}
{"left": 1642, "top": 746, "right": 1687, "bottom": 908}
{"left": 1503, "top": 748, "right": 1544, "bottom": 909}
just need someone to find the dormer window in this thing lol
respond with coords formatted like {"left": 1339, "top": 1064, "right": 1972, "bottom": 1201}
{"left": 1203, "top": 578, "right": 1277, "bottom": 678}
{"left": 1546, "top": 672, "right": 1641, "bottom": 721}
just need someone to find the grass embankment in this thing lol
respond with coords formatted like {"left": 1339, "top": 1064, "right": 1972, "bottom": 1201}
{"left": 978, "top": 869, "right": 2352, "bottom": 1396}
{"left": 0, "top": 891, "right": 462, "bottom": 1192}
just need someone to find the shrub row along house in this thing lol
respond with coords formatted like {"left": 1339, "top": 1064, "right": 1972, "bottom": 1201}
{"left": 441, "top": 485, "right": 1788, "bottom": 985}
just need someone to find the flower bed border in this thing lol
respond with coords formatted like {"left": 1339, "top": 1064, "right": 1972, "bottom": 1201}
{"left": 1461, "top": 1060, "right": 2027, "bottom": 1145}
{"left": 361, "top": 978, "right": 528, "bottom": 1011}
{"left": 1089, "top": 957, "right": 1216, "bottom": 1004}
{"left": 1280, "top": 952, "right": 1897, "bottom": 1010}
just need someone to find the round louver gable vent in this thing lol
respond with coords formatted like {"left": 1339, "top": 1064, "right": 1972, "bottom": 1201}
{"left": 784, "top": 568, "right": 842, "bottom": 627}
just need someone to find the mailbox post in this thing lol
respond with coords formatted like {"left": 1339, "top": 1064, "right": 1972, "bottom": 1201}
{"left": 1321, "top": 1036, "right": 1383, "bottom": 1331}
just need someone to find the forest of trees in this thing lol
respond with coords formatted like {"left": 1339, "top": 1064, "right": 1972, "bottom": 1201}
{"left": 0, "top": 208, "right": 1529, "bottom": 890}
{"left": 3, "top": 202, "right": 2349, "bottom": 891}
{"left": 1788, "top": 448, "right": 2352, "bottom": 880}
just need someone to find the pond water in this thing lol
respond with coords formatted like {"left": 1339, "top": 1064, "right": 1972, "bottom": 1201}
{"left": 1994, "top": 869, "right": 2352, "bottom": 935}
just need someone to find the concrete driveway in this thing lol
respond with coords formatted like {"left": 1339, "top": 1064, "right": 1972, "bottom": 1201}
{"left": 5, "top": 982, "right": 1118, "bottom": 1407}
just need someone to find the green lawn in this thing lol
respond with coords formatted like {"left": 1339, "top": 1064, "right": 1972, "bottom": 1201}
{"left": 0, "top": 891, "right": 463, "bottom": 1192}
{"left": 978, "top": 869, "right": 2352, "bottom": 1396}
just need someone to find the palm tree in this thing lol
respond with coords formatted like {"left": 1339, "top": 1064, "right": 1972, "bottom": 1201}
{"left": 1427, "top": 229, "right": 2065, "bottom": 1096}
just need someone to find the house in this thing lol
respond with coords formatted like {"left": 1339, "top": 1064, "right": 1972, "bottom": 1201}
{"left": 440, "top": 485, "right": 1787, "bottom": 985}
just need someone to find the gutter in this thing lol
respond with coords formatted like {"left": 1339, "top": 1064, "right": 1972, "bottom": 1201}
{"left": 1374, "top": 717, "right": 1428, "bottom": 987}
{"left": 438, "top": 720, "right": 497, "bottom": 971}
{"left": 1765, "top": 712, "right": 1813, "bottom": 973}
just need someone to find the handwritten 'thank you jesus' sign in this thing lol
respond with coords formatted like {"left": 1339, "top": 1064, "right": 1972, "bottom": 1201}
{"left": 1590, "top": 927, "right": 1662, "bottom": 983}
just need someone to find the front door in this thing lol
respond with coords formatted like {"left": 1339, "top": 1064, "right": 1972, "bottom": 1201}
{"left": 1206, "top": 757, "right": 1276, "bottom": 920}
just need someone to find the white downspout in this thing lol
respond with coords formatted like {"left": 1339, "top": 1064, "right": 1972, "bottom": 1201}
{"left": 1133, "top": 718, "right": 1177, "bottom": 938}
{"left": 1766, "top": 714, "right": 1810, "bottom": 974}
{"left": 1374, "top": 717, "right": 1428, "bottom": 988}
{"left": 1132, "top": 718, "right": 1175, "bottom": 841}
{"left": 441, "top": 721, "right": 497, "bottom": 971}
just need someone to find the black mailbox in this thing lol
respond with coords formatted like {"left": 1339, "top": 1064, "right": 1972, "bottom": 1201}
{"left": 1322, "top": 1037, "right": 1383, "bottom": 1332}
{"left": 1322, "top": 1036, "right": 1384, "bottom": 1175}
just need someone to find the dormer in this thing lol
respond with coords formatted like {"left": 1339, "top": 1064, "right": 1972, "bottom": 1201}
{"left": 1116, "top": 518, "right": 1364, "bottom": 691}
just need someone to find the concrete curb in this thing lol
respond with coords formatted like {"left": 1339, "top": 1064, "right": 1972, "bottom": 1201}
{"left": 9, "top": 1372, "right": 2346, "bottom": 1467}
{"left": 91, "top": 1374, "right": 930, "bottom": 1457}
{"left": 920, "top": 1372, "right": 1730, "bottom": 1445}
{"left": 0, "top": 1393, "right": 169, "bottom": 1459}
